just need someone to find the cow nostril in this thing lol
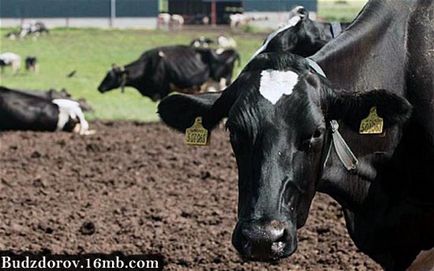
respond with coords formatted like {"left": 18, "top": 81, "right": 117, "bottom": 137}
{"left": 271, "top": 241, "right": 286, "bottom": 254}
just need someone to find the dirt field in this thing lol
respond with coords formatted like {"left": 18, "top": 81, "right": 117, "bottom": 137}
{"left": 0, "top": 121, "right": 381, "bottom": 270}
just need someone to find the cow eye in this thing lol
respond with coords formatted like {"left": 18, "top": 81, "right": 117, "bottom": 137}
{"left": 299, "top": 128, "right": 324, "bottom": 151}
{"left": 312, "top": 128, "right": 324, "bottom": 139}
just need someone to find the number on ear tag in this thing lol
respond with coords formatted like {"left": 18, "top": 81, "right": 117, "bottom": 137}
{"left": 359, "top": 107, "right": 384, "bottom": 135}
{"left": 185, "top": 117, "right": 209, "bottom": 146}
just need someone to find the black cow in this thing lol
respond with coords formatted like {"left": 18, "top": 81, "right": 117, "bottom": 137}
{"left": 25, "top": 56, "right": 38, "bottom": 72}
{"left": 98, "top": 45, "right": 240, "bottom": 101}
{"left": 0, "top": 86, "right": 91, "bottom": 134}
{"left": 194, "top": 47, "right": 241, "bottom": 89}
{"left": 256, "top": 6, "right": 348, "bottom": 59}
{"left": 158, "top": 0, "right": 434, "bottom": 270}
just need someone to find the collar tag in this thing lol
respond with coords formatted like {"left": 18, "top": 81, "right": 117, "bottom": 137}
{"left": 359, "top": 107, "right": 384, "bottom": 135}
{"left": 185, "top": 117, "right": 209, "bottom": 146}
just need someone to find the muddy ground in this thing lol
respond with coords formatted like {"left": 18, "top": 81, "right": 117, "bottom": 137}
{"left": 0, "top": 121, "right": 381, "bottom": 270}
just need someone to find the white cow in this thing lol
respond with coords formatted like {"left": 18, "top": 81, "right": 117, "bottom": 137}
{"left": 0, "top": 52, "right": 21, "bottom": 74}
{"left": 157, "top": 13, "right": 184, "bottom": 30}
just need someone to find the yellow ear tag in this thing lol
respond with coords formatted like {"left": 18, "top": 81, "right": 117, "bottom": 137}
{"left": 359, "top": 107, "right": 384, "bottom": 135}
{"left": 185, "top": 117, "right": 209, "bottom": 146}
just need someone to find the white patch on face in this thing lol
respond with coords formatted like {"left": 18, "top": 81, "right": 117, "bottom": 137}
{"left": 259, "top": 70, "right": 299, "bottom": 105}
{"left": 249, "top": 15, "right": 301, "bottom": 61}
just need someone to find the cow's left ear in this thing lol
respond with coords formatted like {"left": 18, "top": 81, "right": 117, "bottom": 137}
{"left": 325, "top": 89, "right": 412, "bottom": 131}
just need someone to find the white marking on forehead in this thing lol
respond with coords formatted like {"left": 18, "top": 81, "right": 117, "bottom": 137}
{"left": 259, "top": 70, "right": 299, "bottom": 105}
{"left": 249, "top": 15, "right": 301, "bottom": 61}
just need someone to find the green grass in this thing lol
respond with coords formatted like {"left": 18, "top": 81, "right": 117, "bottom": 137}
{"left": 0, "top": 28, "right": 262, "bottom": 121}
{"left": 318, "top": 0, "right": 368, "bottom": 22}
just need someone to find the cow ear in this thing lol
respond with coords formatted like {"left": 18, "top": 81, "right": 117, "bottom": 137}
{"left": 159, "top": 72, "right": 243, "bottom": 133}
{"left": 158, "top": 92, "right": 223, "bottom": 133}
{"left": 326, "top": 89, "right": 412, "bottom": 131}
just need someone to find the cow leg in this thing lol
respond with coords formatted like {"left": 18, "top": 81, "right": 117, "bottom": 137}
{"left": 70, "top": 105, "right": 90, "bottom": 135}
{"left": 12, "top": 61, "right": 20, "bottom": 74}
{"left": 55, "top": 106, "right": 71, "bottom": 131}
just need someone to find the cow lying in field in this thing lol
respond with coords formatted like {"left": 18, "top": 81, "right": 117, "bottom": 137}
{"left": 5, "top": 21, "right": 49, "bottom": 40}
{"left": 97, "top": 45, "right": 240, "bottom": 101}
{"left": 0, "top": 86, "right": 92, "bottom": 135}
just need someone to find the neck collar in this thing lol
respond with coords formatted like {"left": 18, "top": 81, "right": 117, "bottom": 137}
{"left": 330, "top": 22, "right": 343, "bottom": 38}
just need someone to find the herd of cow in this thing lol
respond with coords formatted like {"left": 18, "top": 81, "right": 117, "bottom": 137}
{"left": 1, "top": 1, "right": 434, "bottom": 270}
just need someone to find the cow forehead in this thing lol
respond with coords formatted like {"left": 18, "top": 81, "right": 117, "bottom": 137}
{"left": 259, "top": 69, "right": 299, "bottom": 105}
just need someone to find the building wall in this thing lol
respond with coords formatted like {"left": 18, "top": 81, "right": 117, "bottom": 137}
{"left": 0, "top": 18, "right": 157, "bottom": 29}
{"left": 0, "top": 0, "right": 159, "bottom": 18}
{"left": 243, "top": 0, "right": 317, "bottom": 12}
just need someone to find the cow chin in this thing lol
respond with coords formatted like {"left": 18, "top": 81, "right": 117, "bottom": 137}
{"left": 232, "top": 219, "right": 298, "bottom": 262}
{"left": 97, "top": 85, "right": 109, "bottom": 93}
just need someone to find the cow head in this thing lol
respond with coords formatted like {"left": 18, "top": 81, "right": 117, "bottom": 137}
{"left": 158, "top": 52, "right": 412, "bottom": 261}
{"left": 98, "top": 64, "right": 127, "bottom": 93}
{"left": 258, "top": 6, "right": 331, "bottom": 58}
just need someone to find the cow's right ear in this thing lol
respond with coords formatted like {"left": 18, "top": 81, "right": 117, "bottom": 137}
{"left": 159, "top": 72, "right": 243, "bottom": 133}
{"left": 158, "top": 92, "right": 223, "bottom": 133}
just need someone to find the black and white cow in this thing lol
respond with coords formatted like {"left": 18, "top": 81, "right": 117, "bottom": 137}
{"left": 5, "top": 22, "right": 49, "bottom": 40}
{"left": 98, "top": 45, "right": 240, "bottom": 100}
{"left": 0, "top": 52, "right": 21, "bottom": 74}
{"left": 158, "top": 0, "right": 434, "bottom": 270}
{"left": 25, "top": 56, "right": 38, "bottom": 72}
{"left": 194, "top": 47, "right": 241, "bottom": 90}
{"left": 0, "top": 86, "right": 91, "bottom": 134}
{"left": 256, "top": 6, "right": 348, "bottom": 58}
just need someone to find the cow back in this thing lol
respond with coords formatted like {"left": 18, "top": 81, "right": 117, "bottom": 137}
{"left": 0, "top": 87, "right": 59, "bottom": 131}
{"left": 157, "top": 46, "right": 209, "bottom": 88}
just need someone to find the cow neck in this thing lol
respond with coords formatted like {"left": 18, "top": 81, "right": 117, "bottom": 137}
{"left": 123, "top": 63, "right": 145, "bottom": 92}
{"left": 309, "top": 0, "right": 408, "bottom": 91}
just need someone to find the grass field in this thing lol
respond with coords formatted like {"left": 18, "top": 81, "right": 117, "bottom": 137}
{"left": 0, "top": 29, "right": 262, "bottom": 121}
{"left": 318, "top": 0, "right": 368, "bottom": 21}
{"left": 0, "top": 1, "right": 367, "bottom": 121}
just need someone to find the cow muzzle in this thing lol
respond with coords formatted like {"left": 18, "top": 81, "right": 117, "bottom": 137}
{"left": 232, "top": 219, "right": 296, "bottom": 261}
